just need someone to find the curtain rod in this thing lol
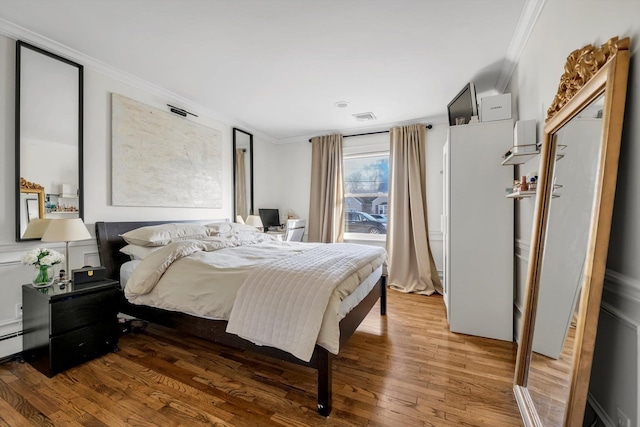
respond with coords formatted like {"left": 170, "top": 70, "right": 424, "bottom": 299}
{"left": 308, "top": 124, "right": 432, "bottom": 143}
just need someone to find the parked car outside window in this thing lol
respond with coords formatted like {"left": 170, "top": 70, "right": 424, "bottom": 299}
{"left": 345, "top": 211, "right": 387, "bottom": 234}
{"left": 369, "top": 214, "right": 387, "bottom": 223}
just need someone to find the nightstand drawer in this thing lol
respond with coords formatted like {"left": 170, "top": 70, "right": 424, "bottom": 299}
{"left": 50, "top": 288, "right": 119, "bottom": 335}
{"left": 50, "top": 321, "right": 118, "bottom": 374}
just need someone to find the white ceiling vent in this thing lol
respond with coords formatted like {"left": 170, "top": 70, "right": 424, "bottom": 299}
{"left": 352, "top": 112, "right": 377, "bottom": 121}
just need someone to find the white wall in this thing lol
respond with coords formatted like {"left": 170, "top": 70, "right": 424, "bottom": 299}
{"left": 254, "top": 138, "right": 312, "bottom": 223}
{"left": 507, "top": 0, "right": 640, "bottom": 424}
{"left": 0, "top": 33, "right": 279, "bottom": 358}
{"left": 2, "top": 25, "right": 448, "bottom": 360}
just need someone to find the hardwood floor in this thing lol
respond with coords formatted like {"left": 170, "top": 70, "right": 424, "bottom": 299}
{"left": 526, "top": 324, "right": 576, "bottom": 426}
{"left": 0, "top": 291, "right": 523, "bottom": 426}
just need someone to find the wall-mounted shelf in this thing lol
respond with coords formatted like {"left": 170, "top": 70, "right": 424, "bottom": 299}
{"left": 45, "top": 193, "right": 79, "bottom": 216}
{"left": 506, "top": 184, "right": 562, "bottom": 200}
{"left": 501, "top": 144, "right": 567, "bottom": 166}
{"left": 47, "top": 193, "right": 78, "bottom": 199}
{"left": 501, "top": 144, "right": 540, "bottom": 165}
{"left": 506, "top": 190, "right": 536, "bottom": 199}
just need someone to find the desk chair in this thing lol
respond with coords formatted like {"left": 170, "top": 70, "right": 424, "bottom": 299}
{"left": 284, "top": 219, "right": 305, "bottom": 242}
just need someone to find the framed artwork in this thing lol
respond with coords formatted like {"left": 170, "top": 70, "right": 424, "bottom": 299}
{"left": 111, "top": 94, "right": 223, "bottom": 208}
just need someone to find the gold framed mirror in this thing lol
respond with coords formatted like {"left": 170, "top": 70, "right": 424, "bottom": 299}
{"left": 513, "top": 37, "right": 630, "bottom": 426}
{"left": 19, "top": 177, "right": 44, "bottom": 222}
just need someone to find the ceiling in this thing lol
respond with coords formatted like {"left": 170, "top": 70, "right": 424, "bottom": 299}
{"left": 0, "top": 0, "right": 538, "bottom": 143}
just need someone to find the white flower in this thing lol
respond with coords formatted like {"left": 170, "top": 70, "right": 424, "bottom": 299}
{"left": 22, "top": 248, "right": 64, "bottom": 267}
{"left": 39, "top": 255, "right": 55, "bottom": 266}
{"left": 54, "top": 252, "right": 64, "bottom": 264}
{"left": 21, "top": 252, "right": 38, "bottom": 265}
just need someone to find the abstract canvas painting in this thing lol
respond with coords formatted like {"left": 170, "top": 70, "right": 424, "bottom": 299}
{"left": 112, "top": 94, "right": 223, "bottom": 208}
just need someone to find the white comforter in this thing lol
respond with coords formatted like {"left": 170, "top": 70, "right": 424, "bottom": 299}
{"left": 124, "top": 232, "right": 386, "bottom": 361}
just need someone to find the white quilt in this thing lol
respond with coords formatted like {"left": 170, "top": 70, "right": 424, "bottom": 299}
{"left": 227, "top": 243, "right": 386, "bottom": 361}
{"left": 123, "top": 233, "right": 386, "bottom": 361}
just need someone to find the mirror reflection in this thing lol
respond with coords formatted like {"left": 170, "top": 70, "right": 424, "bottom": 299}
{"left": 233, "top": 128, "right": 253, "bottom": 221}
{"left": 527, "top": 94, "right": 605, "bottom": 425}
{"left": 16, "top": 41, "right": 83, "bottom": 241}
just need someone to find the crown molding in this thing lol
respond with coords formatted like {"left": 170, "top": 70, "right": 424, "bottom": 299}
{"left": 496, "top": 0, "right": 547, "bottom": 92}
{"left": 0, "top": 3, "right": 538, "bottom": 146}
{"left": 0, "top": 18, "right": 277, "bottom": 144}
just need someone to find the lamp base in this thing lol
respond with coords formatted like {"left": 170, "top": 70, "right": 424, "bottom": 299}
{"left": 54, "top": 278, "right": 70, "bottom": 290}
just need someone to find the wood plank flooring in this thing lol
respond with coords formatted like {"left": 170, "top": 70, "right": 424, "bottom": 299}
{"left": 526, "top": 324, "right": 576, "bottom": 426}
{"left": 0, "top": 291, "right": 523, "bottom": 426}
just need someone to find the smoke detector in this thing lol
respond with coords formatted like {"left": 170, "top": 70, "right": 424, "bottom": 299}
{"left": 335, "top": 101, "right": 350, "bottom": 108}
{"left": 352, "top": 112, "right": 377, "bottom": 121}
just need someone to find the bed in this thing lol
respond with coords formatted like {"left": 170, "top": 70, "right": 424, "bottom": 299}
{"left": 95, "top": 220, "right": 387, "bottom": 416}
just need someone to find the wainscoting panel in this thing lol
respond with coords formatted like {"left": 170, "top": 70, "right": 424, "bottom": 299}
{"left": 588, "top": 270, "right": 640, "bottom": 427}
{"left": 429, "top": 231, "right": 444, "bottom": 278}
{"left": 514, "top": 238, "right": 530, "bottom": 342}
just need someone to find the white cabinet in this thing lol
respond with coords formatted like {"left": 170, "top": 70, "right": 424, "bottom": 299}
{"left": 442, "top": 121, "right": 514, "bottom": 341}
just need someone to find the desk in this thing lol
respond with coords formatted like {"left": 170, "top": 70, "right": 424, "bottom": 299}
{"left": 266, "top": 230, "right": 285, "bottom": 241}
{"left": 266, "top": 219, "right": 305, "bottom": 242}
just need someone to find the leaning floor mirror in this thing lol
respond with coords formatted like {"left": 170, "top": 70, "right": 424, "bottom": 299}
{"left": 513, "top": 37, "right": 630, "bottom": 426}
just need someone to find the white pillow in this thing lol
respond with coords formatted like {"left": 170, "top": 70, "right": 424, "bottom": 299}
{"left": 119, "top": 244, "right": 162, "bottom": 260}
{"left": 205, "top": 222, "right": 259, "bottom": 235}
{"left": 120, "top": 223, "right": 208, "bottom": 247}
{"left": 204, "top": 222, "right": 232, "bottom": 234}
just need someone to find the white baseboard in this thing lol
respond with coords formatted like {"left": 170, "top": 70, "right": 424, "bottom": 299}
{"left": 0, "top": 318, "right": 21, "bottom": 337}
{"left": 0, "top": 320, "right": 22, "bottom": 359}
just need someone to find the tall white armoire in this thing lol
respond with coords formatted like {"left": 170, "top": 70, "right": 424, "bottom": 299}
{"left": 442, "top": 120, "right": 514, "bottom": 341}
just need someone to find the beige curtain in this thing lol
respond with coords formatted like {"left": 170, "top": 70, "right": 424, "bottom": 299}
{"left": 387, "top": 124, "right": 442, "bottom": 295}
{"left": 235, "top": 149, "right": 247, "bottom": 220}
{"left": 308, "top": 134, "right": 344, "bottom": 243}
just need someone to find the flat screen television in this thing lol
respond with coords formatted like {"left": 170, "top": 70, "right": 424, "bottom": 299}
{"left": 447, "top": 82, "right": 478, "bottom": 126}
{"left": 259, "top": 208, "right": 281, "bottom": 230}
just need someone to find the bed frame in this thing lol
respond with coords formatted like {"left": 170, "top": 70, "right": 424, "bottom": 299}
{"left": 95, "top": 220, "right": 386, "bottom": 416}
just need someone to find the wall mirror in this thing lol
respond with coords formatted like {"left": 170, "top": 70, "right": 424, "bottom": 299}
{"left": 16, "top": 40, "right": 83, "bottom": 241}
{"left": 232, "top": 128, "right": 253, "bottom": 221}
{"left": 513, "top": 37, "right": 630, "bottom": 426}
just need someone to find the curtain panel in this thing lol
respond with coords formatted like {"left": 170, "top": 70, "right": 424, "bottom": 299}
{"left": 235, "top": 149, "right": 247, "bottom": 220}
{"left": 387, "top": 124, "right": 441, "bottom": 295}
{"left": 308, "top": 134, "right": 345, "bottom": 243}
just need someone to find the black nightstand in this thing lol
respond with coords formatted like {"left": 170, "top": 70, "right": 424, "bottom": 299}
{"left": 22, "top": 279, "right": 120, "bottom": 377}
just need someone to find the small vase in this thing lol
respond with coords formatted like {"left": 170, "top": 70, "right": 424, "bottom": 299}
{"left": 33, "top": 265, "right": 53, "bottom": 288}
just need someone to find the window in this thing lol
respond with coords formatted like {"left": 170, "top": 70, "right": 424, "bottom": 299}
{"left": 344, "top": 152, "right": 389, "bottom": 237}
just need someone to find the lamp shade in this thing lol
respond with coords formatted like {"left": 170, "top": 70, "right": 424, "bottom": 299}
{"left": 245, "top": 215, "right": 263, "bottom": 229}
{"left": 236, "top": 215, "right": 245, "bottom": 224}
{"left": 22, "top": 218, "right": 52, "bottom": 239}
{"left": 42, "top": 218, "right": 91, "bottom": 242}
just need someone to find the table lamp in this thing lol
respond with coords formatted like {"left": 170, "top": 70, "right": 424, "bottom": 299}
{"left": 245, "top": 215, "right": 263, "bottom": 231}
{"left": 41, "top": 218, "right": 91, "bottom": 283}
{"left": 22, "top": 218, "right": 51, "bottom": 239}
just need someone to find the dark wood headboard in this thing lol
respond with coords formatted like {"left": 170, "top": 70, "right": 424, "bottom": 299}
{"left": 95, "top": 220, "right": 219, "bottom": 281}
